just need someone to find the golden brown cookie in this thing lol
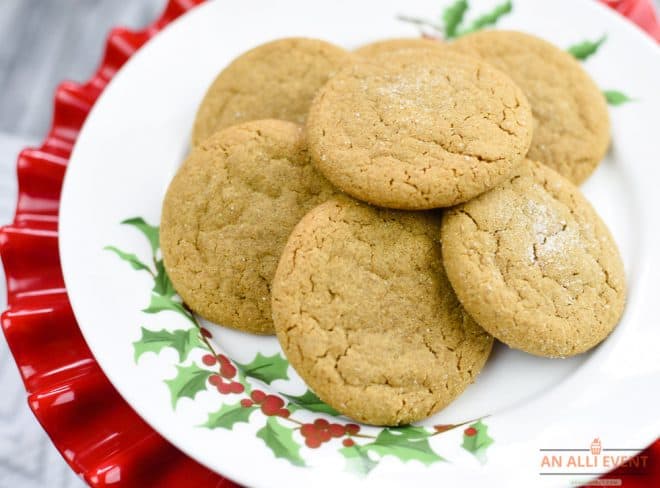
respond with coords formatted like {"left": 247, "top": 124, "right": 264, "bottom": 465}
{"left": 355, "top": 37, "right": 444, "bottom": 57}
{"left": 452, "top": 31, "right": 610, "bottom": 184}
{"left": 192, "top": 38, "right": 352, "bottom": 146}
{"left": 161, "top": 120, "right": 339, "bottom": 334}
{"left": 306, "top": 49, "right": 533, "bottom": 209}
{"left": 272, "top": 198, "right": 493, "bottom": 425}
{"left": 441, "top": 159, "right": 626, "bottom": 358}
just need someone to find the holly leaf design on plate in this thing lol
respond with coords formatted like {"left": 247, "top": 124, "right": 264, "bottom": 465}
{"left": 567, "top": 35, "right": 607, "bottom": 60}
{"left": 237, "top": 352, "right": 289, "bottom": 384}
{"left": 442, "top": 0, "right": 468, "bottom": 39}
{"left": 122, "top": 217, "right": 160, "bottom": 255}
{"left": 283, "top": 390, "right": 339, "bottom": 415}
{"left": 165, "top": 363, "right": 212, "bottom": 408}
{"left": 340, "top": 444, "right": 378, "bottom": 476}
{"left": 459, "top": 0, "right": 512, "bottom": 36}
{"left": 461, "top": 419, "right": 494, "bottom": 464}
{"left": 104, "top": 246, "right": 152, "bottom": 273}
{"left": 603, "top": 90, "right": 634, "bottom": 106}
{"left": 143, "top": 293, "right": 193, "bottom": 322}
{"left": 365, "top": 426, "right": 443, "bottom": 465}
{"left": 133, "top": 326, "right": 204, "bottom": 362}
{"left": 153, "top": 259, "right": 176, "bottom": 297}
{"left": 257, "top": 416, "right": 305, "bottom": 467}
{"left": 202, "top": 401, "right": 258, "bottom": 429}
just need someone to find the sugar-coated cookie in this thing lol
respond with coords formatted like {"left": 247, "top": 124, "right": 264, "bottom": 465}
{"left": 272, "top": 197, "right": 493, "bottom": 425}
{"left": 306, "top": 49, "right": 533, "bottom": 209}
{"left": 192, "top": 38, "right": 352, "bottom": 145}
{"left": 161, "top": 120, "right": 339, "bottom": 334}
{"left": 441, "top": 159, "right": 626, "bottom": 357}
{"left": 452, "top": 30, "right": 610, "bottom": 184}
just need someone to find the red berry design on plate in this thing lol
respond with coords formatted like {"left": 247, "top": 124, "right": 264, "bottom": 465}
{"left": 305, "top": 436, "right": 322, "bottom": 449}
{"left": 217, "top": 382, "right": 232, "bottom": 394}
{"left": 328, "top": 423, "right": 346, "bottom": 438}
{"left": 318, "top": 429, "right": 332, "bottom": 442}
{"left": 464, "top": 427, "right": 477, "bottom": 437}
{"left": 300, "top": 423, "right": 325, "bottom": 449}
{"left": 218, "top": 355, "right": 237, "bottom": 379}
{"left": 261, "top": 395, "right": 285, "bottom": 415}
{"left": 299, "top": 419, "right": 352, "bottom": 449}
{"left": 200, "top": 328, "right": 212, "bottom": 338}
{"left": 209, "top": 374, "right": 222, "bottom": 386}
{"left": 229, "top": 381, "right": 244, "bottom": 394}
{"left": 240, "top": 399, "right": 253, "bottom": 408}
{"left": 345, "top": 423, "right": 360, "bottom": 435}
{"left": 276, "top": 408, "right": 290, "bottom": 418}
{"left": 251, "top": 390, "right": 266, "bottom": 403}
{"left": 342, "top": 438, "right": 355, "bottom": 447}
{"left": 202, "top": 354, "right": 217, "bottom": 366}
{"left": 300, "top": 424, "right": 316, "bottom": 438}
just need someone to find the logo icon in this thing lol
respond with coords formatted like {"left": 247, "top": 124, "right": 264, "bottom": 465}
{"left": 591, "top": 438, "right": 602, "bottom": 455}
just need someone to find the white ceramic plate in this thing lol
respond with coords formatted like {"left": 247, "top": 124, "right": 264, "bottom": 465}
{"left": 59, "top": 0, "right": 660, "bottom": 486}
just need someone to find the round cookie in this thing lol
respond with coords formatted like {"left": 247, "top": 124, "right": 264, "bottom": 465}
{"left": 441, "top": 159, "right": 626, "bottom": 358}
{"left": 192, "top": 38, "right": 352, "bottom": 146}
{"left": 451, "top": 30, "right": 610, "bottom": 184}
{"left": 161, "top": 120, "right": 339, "bottom": 334}
{"left": 272, "top": 198, "right": 494, "bottom": 425}
{"left": 355, "top": 37, "right": 444, "bottom": 57}
{"left": 306, "top": 49, "right": 534, "bottom": 209}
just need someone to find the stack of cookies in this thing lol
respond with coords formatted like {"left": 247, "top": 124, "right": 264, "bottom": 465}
{"left": 160, "top": 33, "right": 626, "bottom": 426}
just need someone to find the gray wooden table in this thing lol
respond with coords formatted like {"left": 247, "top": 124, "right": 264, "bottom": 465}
{"left": 0, "top": 2, "right": 165, "bottom": 486}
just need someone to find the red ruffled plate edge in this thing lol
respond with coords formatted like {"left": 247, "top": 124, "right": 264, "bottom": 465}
{"left": 0, "top": 0, "right": 235, "bottom": 486}
{"left": 0, "top": 0, "right": 658, "bottom": 486}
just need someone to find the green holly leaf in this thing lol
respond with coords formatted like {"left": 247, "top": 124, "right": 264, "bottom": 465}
{"left": 143, "top": 293, "right": 193, "bottom": 322}
{"left": 442, "top": 0, "right": 468, "bottom": 39}
{"left": 459, "top": 0, "right": 512, "bottom": 36}
{"left": 256, "top": 416, "right": 305, "bottom": 467}
{"left": 104, "top": 246, "right": 152, "bottom": 273}
{"left": 122, "top": 217, "right": 160, "bottom": 255}
{"left": 153, "top": 259, "right": 176, "bottom": 297}
{"left": 567, "top": 35, "right": 607, "bottom": 60}
{"left": 340, "top": 444, "right": 378, "bottom": 476}
{"left": 461, "top": 419, "right": 494, "bottom": 464}
{"left": 283, "top": 390, "right": 339, "bottom": 415}
{"left": 165, "top": 363, "right": 212, "bottom": 408}
{"left": 202, "top": 401, "right": 258, "bottom": 429}
{"left": 133, "top": 326, "right": 204, "bottom": 362}
{"left": 603, "top": 90, "right": 634, "bottom": 106}
{"left": 365, "top": 426, "right": 443, "bottom": 465}
{"left": 237, "top": 353, "right": 289, "bottom": 384}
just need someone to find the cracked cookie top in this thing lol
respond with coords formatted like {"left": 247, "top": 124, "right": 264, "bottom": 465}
{"left": 354, "top": 37, "right": 446, "bottom": 58}
{"left": 192, "top": 38, "right": 352, "bottom": 146}
{"left": 271, "top": 197, "right": 493, "bottom": 425}
{"left": 305, "top": 49, "right": 533, "bottom": 210}
{"left": 452, "top": 30, "right": 610, "bottom": 184}
{"left": 160, "top": 120, "right": 339, "bottom": 334}
{"left": 441, "top": 159, "right": 626, "bottom": 358}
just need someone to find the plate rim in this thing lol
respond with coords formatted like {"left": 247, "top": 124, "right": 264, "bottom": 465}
{"left": 57, "top": 0, "right": 660, "bottom": 486}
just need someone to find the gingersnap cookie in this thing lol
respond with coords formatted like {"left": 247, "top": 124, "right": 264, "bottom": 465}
{"left": 161, "top": 120, "right": 339, "bottom": 334}
{"left": 355, "top": 37, "right": 444, "bottom": 57}
{"left": 272, "top": 198, "right": 494, "bottom": 425}
{"left": 452, "top": 31, "right": 610, "bottom": 184}
{"left": 192, "top": 38, "right": 352, "bottom": 146}
{"left": 306, "top": 49, "right": 533, "bottom": 209}
{"left": 441, "top": 159, "right": 626, "bottom": 358}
